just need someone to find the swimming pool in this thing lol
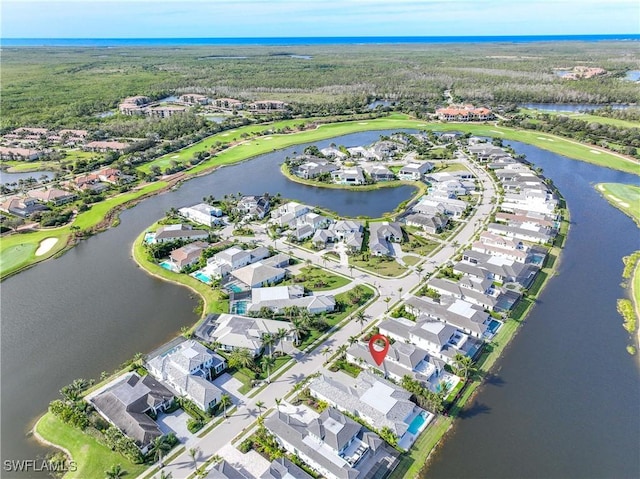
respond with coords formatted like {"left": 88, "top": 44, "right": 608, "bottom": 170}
{"left": 159, "top": 261, "right": 174, "bottom": 271}
{"left": 232, "top": 301, "right": 248, "bottom": 314}
{"left": 487, "top": 319, "right": 502, "bottom": 334}
{"left": 194, "top": 272, "right": 211, "bottom": 284}
{"left": 227, "top": 284, "right": 243, "bottom": 293}
{"left": 407, "top": 411, "right": 429, "bottom": 435}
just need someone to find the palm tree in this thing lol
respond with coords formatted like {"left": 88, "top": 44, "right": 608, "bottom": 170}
{"left": 261, "top": 355, "right": 276, "bottom": 383}
{"left": 228, "top": 348, "right": 254, "bottom": 371}
{"left": 453, "top": 353, "right": 475, "bottom": 381}
{"left": 337, "top": 344, "right": 348, "bottom": 358}
{"left": 149, "top": 436, "right": 171, "bottom": 468}
{"left": 348, "top": 335, "right": 359, "bottom": 346}
{"left": 384, "top": 296, "right": 392, "bottom": 312}
{"left": 277, "top": 328, "right": 288, "bottom": 354}
{"left": 275, "top": 398, "right": 282, "bottom": 411}
{"left": 189, "top": 447, "right": 200, "bottom": 472}
{"left": 105, "top": 464, "right": 124, "bottom": 479}
{"left": 219, "top": 393, "right": 232, "bottom": 418}
{"left": 291, "top": 318, "right": 307, "bottom": 341}
{"left": 262, "top": 333, "right": 275, "bottom": 357}
{"left": 256, "top": 400, "right": 265, "bottom": 414}
{"left": 397, "top": 286, "right": 403, "bottom": 298}
{"left": 354, "top": 311, "right": 369, "bottom": 331}
{"left": 416, "top": 265, "right": 424, "bottom": 281}
{"left": 321, "top": 346, "right": 333, "bottom": 362}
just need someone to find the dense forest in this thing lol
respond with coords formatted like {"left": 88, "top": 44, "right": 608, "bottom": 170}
{"left": 2, "top": 41, "right": 639, "bottom": 129}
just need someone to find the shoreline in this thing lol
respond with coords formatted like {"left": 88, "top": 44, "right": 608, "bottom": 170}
{"left": 31, "top": 415, "right": 74, "bottom": 464}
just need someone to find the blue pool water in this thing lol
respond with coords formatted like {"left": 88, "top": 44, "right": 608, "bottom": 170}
{"left": 232, "top": 301, "right": 248, "bottom": 314}
{"left": 407, "top": 412, "right": 428, "bottom": 435}
{"left": 228, "top": 284, "right": 243, "bottom": 293}
{"left": 195, "top": 272, "right": 211, "bottom": 284}
{"left": 487, "top": 319, "right": 502, "bottom": 334}
{"left": 159, "top": 261, "right": 174, "bottom": 271}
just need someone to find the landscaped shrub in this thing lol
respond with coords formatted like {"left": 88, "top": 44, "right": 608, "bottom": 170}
{"left": 187, "top": 418, "right": 204, "bottom": 433}
{"left": 238, "top": 438, "right": 253, "bottom": 453}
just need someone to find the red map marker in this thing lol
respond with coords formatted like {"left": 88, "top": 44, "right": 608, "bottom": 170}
{"left": 368, "top": 334, "right": 390, "bottom": 366}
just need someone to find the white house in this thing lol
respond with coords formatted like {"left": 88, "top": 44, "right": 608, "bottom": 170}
{"left": 179, "top": 203, "right": 223, "bottom": 227}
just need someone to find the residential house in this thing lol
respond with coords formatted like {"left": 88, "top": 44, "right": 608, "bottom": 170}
{"left": 404, "top": 296, "right": 490, "bottom": 339}
{"left": 319, "top": 146, "right": 347, "bottom": 160}
{"left": 247, "top": 285, "right": 335, "bottom": 315}
{"left": 119, "top": 96, "right": 151, "bottom": 115}
{"left": 404, "top": 213, "right": 449, "bottom": 234}
{"left": 368, "top": 222, "right": 403, "bottom": 256}
{"left": 332, "top": 167, "right": 366, "bottom": 186}
{"left": 292, "top": 159, "right": 338, "bottom": 180}
{"left": 230, "top": 262, "right": 286, "bottom": 288}
{"left": 487, "top": 222, "right": 552, "bottom": 244}
{"left": 363, "top": 164, "right": 395, "bottom": 182}
{"left": 89, "top": 373, "right": 174, "bottom": 453}
{"left": 0, "top": 146, "right": 43, "bottom": 161}
{"left": 309, "top": 373, "right": 433, "bottom": 450}
{"left": 179, "top": 203, "right": 224, "bottom": 227}
{"left": 153, "top": 224, "right": 209, "bottom": 243}
{"left": 84, "top": 141, "right": 130, "bottom": 153}
{"left": 147, "top": 340, "right": 226, "bottom": 412}
{"left": 0, "top": 196, "right": 49, "bottom": 218}
{"left": 456, "top": 250, "right": 539, "bottom": 287}
{"left": 414, "top": 195, "right": 467, "bottom": 219}
{"left": 205, "top": 460, "right": 249, "bottom": 479}
{"left": 312, "top": 229, "right": 337, "bottom": 249}
{"left": 270, "top": 201, "right": 311, "bottom": 225}
{"left": 195, "top": 313, "right": 299, "bottom": 357}
{"left": 264, "top": 407, "right": 388, "bottom": 479}
{"left": 213, "top": 246, "right": 252, "bottom": 270}
{"left": 436, "top": 106, "right": 494, "bottom": 121}
{"left": 290, "top": 224, "right": 314, "bottom": 242}
{"left": 261, "top": 458, "right": 314, "bottom": 479}
{"left": 169, "top": 241, "right": 208, "bottom": 270}
{"left": 237, "top": 195, "right": 270, "bottom": 219}
{"left": 397, "top": 162, "right": 434, "bottom": 181}
{"left": 249, "top": 100, "right": 288, "bottom": 112}
{"left": 346, "top": 146, "right": 377, "bottom": 160}
{"left": 379, "top": 314, "right": 482, "bottom": 363}
{"left": 27, "top": 188, "right": 77, "bottom": 205}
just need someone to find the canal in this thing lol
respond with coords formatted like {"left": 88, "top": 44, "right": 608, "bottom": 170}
{"left": 1, "top": 133, "right": 638, "bottom": 478}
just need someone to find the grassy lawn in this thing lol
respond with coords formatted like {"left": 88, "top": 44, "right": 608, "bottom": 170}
{"left": 402, "top": 232, "right": 439, "bottom": 256}
{"left": 520, "top": 108, "right": 640, "bottom": 129}
{"left": 402, "top": 255, "right": 422, "bottom": 266}
{"left": 595, "top": 183, "right": 640, "bottom": 226}
{"left": 35, "top": 412, "right": 148, "bottom": 479}
{"left": 349, "top": 254, "right": 407, "bottom": 277}
{"left": 132, "top": 226, "right": 228, "bottom": 315}
{"left": 2, "top": 160, "right": 59, "bottom": 172}
{"left": 228, "top": 354, "right": 291, "bottom": 394}
{"left": 283, "top": 265, "right": 351, "bottom": 291}
{"left": 437, "top": 162, "right": 470, "bottom": 173}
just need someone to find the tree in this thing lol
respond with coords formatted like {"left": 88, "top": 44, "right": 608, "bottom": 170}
{"left": 275, "top": 398, "right": 282, "bottom": 411}
{"left": 321, "top": 346, "right": 333, "bottom": 362}
{"left": 256, "top": 400, "right": 265, "bottom": 414}
{"left": 354, "top": 311, "right": 369, "bottom": 331}
{"left": 228, "top": 348, "right": 254, "bottom": 371}
{"left": 262, "top": 333, "right": 275, "bottom": 357}
{"left": 105, "top": 464, "right": 124, "bottom": 479}
{"left": 220, "top": 393, "right": 232, "bottom": 418}
{"left": 189, "top": 447, "right": 200, "bottom": 472}
{"left": 453, "top": 353, "right": 475, "bottom": 381}
{"left": 416, "top": 265, "right": 424, "bottom": 281}
{"left": 261, "top": 355, "right": 276, "bottom": 383}
{"left": 384, "top": 296, "right": 392, "bottom": 312}
{"left": 348, "top": 335, "right": 359, "bottom": 346}
{"left": 277, "top": 328, "right": 288, "bottom": 354}
{"left": 337, "top": 344, "right": 348, "bottom": 358}
{"left": 149, "top": 436, "right": 172, "bottom": 468}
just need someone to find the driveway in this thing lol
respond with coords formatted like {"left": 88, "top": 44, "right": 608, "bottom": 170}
{"left": 157, "top": 410, "right": 198, "bottom": 447}
{"left": 213, "top": 373, "right": 247, "bottom": 406}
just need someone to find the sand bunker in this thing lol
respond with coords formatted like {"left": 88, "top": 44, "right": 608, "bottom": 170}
{"left": 490, "top": 130, "right": 504, "bottom": 135}
{"left": 608, "top": 195, "right": 630, "bottom": 208}
{"left": 35, "top": 238, "right": 58, "bottom": 256}
{"left": 171, "top": 155, "right": 179, "bottom": 159}
{"left": 358, "top": 122, "right": 369, "bottom": 125}
{"left": 589, "top": 150, "right": 601, "bottom": 154}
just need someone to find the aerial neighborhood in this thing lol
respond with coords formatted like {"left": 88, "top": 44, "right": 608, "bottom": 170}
{"left": 41, "top": 127, "right": 563, "bottom": 479}
{"left": 1, "top": 85, "right": 568, "bottom": 479}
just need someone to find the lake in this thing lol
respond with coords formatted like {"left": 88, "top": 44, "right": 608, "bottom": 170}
{"left": 0, "top": 170, "right": 55, "bottom": 186}
{"left": 1, "top": 133, "right": 638, "bottom": 478}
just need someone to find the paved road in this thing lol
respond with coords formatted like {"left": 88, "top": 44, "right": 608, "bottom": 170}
{"left": 142, "top": 156, "right": 497, "bottom": 479}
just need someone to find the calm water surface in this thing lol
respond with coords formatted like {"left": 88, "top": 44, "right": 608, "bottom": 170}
{"left": 0, "top": 171, "right": 55, "bottom": 185}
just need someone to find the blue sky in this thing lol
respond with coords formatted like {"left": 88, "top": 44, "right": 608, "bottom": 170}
{"left": 2, "top": 0, "right": 638, "bottom": 38}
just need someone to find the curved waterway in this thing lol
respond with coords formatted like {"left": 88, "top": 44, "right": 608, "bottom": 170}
{"left": 1, "top": 133, "right": 638, "bottom": 478}
{"left": 423, "top": 142, "right": 640, "bottom": 479}
{"left": 0, "top": 130, "right": 414, "bottom": 476}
